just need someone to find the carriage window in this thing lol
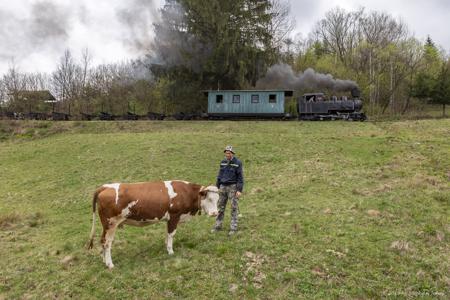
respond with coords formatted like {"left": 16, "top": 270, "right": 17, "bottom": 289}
{"left": 216, "top": 95, "right": 223, "bottom": 103}
{"left": 251, "top": 95, "right": 259, "bottom": 103}
{"left": 232, "top": 95, "right": 240, "bottom": 103}
{"left": 269, "top": 94, "right": 277, "bottom": 103}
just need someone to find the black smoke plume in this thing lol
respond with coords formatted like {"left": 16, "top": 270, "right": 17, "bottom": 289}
{"left": 149, "top": 2, "right": 212, "bottom": 73}
{"left": 256, "top": 63, "right": 358, "bottom": 91}
{"left": 116, "top": 0, "right": 159, "bottom": 53}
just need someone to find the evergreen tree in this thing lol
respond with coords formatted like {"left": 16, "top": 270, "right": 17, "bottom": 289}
{"left": 410, "top": 72, "right": 434, "bottom": 100}
{"left": 431, "top": 60, "right": 450, "bottom": 117}
{"left": 153, "top": 0, "right": 282, "bottom": 89}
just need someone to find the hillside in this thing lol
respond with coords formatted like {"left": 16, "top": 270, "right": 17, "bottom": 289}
{"left": 0, "top": 120, "right": 449, "bottom": 299}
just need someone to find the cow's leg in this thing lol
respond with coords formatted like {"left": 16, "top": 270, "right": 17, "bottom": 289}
{"left": 166, "top": 216, "right": 179, "bottom": 255}
{"left": 100, "top": 229, "right": 107, "bottom": 263}
{"left": 104, "top": 224, "right": 118, "bottom": 268}
{"left": 166, "top": 230, "right": 177, "bottom": 255}
{"left": 99, "top": 214, "right": 109, "bottom": 263}
{"left": 104, "top": 217, "right": 123, "bottom": 269}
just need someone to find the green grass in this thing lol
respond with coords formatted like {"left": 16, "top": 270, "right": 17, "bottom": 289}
{"left": 0, "top": 120, "right": 449, "bottom": 299}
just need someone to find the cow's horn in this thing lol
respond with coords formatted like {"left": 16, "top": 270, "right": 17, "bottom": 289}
{"left": 207, "top": 186, "right": 219, "bottom": 193}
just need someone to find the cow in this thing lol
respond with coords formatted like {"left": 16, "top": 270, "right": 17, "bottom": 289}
{"left": 87, "top": 180, "right": 219, "bottom": 269}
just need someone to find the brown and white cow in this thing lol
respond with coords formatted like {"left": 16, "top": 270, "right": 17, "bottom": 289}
{"left": 87, "top": 180, "right": 219, "bottom": 269}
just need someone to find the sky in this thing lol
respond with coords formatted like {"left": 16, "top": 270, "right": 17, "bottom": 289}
{"left": 0, "top": 0, "right": 449, "bottom": 75}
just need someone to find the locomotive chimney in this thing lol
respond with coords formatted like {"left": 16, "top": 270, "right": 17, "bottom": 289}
{"left": 351, "top": 88, "right": 361, "bottom": 99}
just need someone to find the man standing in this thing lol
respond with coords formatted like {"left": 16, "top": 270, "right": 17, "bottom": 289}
{"left": 212, "top": 145, "right": 244, "bottom": 235}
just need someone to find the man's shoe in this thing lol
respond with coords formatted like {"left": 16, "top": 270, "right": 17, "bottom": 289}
{"left": 211, "top": 228, "right": 222, "bottom": 233}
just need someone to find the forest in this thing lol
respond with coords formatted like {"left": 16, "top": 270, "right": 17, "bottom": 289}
{"left": 0, "top": 0, "right": 449, "bottom": 118}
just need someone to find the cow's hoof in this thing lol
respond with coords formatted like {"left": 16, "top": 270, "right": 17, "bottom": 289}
{"left": 106, "top": 263, "right": 114, "bottom": 269}
{"left": 167, "top": 250, "right": 174, "bottom": 255}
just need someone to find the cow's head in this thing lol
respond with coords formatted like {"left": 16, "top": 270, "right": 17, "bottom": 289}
{"left": 199, "top": 186, "right": 219, "bottom": 217}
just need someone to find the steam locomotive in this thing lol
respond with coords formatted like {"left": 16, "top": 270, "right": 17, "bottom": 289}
{"left": 297, "top": 88, "right": 366, "bottom": 121}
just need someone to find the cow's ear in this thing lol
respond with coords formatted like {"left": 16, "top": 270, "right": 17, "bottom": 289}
{"left": 199, "top": 190, "right": 207, "bottom": 197}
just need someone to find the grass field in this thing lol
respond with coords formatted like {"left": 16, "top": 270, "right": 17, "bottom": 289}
{"left": 0, "top": 119, "right": 449, "bottom": 299}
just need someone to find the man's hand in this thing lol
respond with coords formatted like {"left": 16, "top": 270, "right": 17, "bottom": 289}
{"left": 236, "top": 191, "right": 242, "bottom": 198}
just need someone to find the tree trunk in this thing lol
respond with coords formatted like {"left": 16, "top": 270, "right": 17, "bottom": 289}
{"left": 402, "top": 72, "right": 414, "bottom": 115}
{"left": 381, "top": 100, "right": 390, "bottom": 114}
{"left": 402, "top": 96, "right": 411, "bottom": 115}
{"left": 389, "top": 60, "right": 394, "bottom": 113}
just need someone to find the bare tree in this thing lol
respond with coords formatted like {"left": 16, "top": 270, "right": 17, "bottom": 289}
{"left": 269, "top": 0, "right": 296, "bottom": 50}
{"left": 24, "top": 72, "right": 50, "bottom": 91}
{"left": 0, "top": 78, "right": 5, "bottom": 107}
{"left": 2, "top": 62, "right": 26, "bottom": 110}
{"left": 52, "top": 49, "right": 79, "bottom": 102}
{"left": 313, "top": 7, "right": 364, "bottom": 65}
{"left": 77, "top": 48, "right": 93, "bottom": 114}
{"left": 80, "top": 48, "right": 92, "bottom": 91}
{"left": 88, "top": 61, "right": 138, "bottom": 114}
{"left": 360, "top": 11, "right": 407, "bottom": 48}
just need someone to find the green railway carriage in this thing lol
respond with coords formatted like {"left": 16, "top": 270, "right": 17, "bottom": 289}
{"left": 205, "top": 90, "right": 294, "bottom": 118}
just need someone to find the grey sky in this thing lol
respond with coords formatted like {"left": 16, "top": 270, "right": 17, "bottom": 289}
{"left": 0, "top": 0, "right": 449, "bottom": 75}
{"left": 291, "top": 0, "right": 450, "bottom": 46}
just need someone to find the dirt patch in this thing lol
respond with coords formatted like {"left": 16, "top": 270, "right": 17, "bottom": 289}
{"left": 367, "top": 209, "right": 381, "bottom": 217}
{"left": 352, "top": 188, "right": 369, "bottom": 196}
{"left": 353, "top": 183, "right": 394, "bottom": 197}
{"left": 311, "top": 266, "right": 328, "bottom": 278}
{"left": 0, "top": 212, "right": 45, "bottom": 229}
{"left": 28, "top": 212, "right": 45, "bottom": 227}
{"left": 325, "top": 249, "right": 346, "bottom": 259}
{"left": 390, "top": 240, "right": 411, "bottom": 252}
{"left": 373, "top": 184, "right": 393, "bottom": 194}
{"left": 435, "top": 231, "right": 445, "bottom": 242}
{"left": 0, "top": 213, "right": 22, "bottom": 229}
{"left": 242, "top": 251, "right": 267, "bottom": 289}
{"left": 60, "top": 255, "right": 77, "bottom": 269}
{"left": 229, "top": 283, "right": 239, "bottom": 293}
{"left": 249, "top": 187, "right": 264, "bottom": 195}
{"left": 407, "top": 174, "right": 443, "bottom": 189}
{"left": 323, "top": 208, "right": 333, "bottom": 214}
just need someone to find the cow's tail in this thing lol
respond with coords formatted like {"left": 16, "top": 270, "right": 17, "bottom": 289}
{"left": 87, "top": 187, "right": 105, "bottom": 249}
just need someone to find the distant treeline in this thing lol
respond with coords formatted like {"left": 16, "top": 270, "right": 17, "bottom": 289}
{"left": 0, "top": 1, "right": 449, "bottom": 117}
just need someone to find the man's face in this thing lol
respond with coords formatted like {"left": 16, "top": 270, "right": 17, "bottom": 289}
{"left": 224, "top": 151, "right": 233, "bottom": 160}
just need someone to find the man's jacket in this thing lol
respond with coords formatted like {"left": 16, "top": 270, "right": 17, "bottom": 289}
{"left": 216, "top": 156, "right": 244, "bottom": 192}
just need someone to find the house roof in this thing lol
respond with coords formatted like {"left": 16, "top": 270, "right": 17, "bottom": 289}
{"left": 204, "top": 90, "right": 294, "bottom": 97}
{"left": 16, "top": 90, "right": 56, "bottom": 101}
